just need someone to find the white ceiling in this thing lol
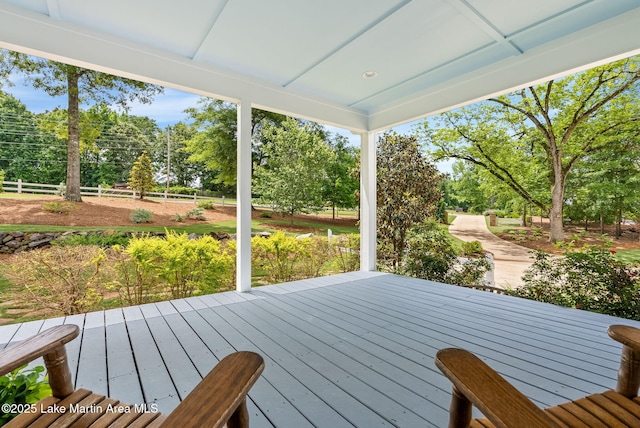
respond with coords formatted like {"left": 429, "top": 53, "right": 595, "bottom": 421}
{"left": 0, "top": 0, "right": 639, "bottom": 132}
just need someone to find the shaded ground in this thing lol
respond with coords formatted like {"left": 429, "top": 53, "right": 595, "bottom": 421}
{"left": 0, "top": 196, "right": 357, "bottom": 229}
{"left": 495, "top": 216, "right": 640, "bottom": 254}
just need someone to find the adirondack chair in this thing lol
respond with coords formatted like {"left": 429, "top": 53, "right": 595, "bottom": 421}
{"left": 0, "top": 324, "right": 264, "bottom": 428}
{"left": 435, "top": 324, "right": 640, "bottom": 428}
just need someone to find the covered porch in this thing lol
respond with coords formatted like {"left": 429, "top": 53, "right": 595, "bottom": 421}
{"left": 1, "top": 272, "right": 636, "bottom": 427}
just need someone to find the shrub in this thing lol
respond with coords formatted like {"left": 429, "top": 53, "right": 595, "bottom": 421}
{"left": 0, "top": 365, "right": 51, "bottom": 426}
{"left": 460, "top": 240, "right": 483, "bottom": 257}
{"left": 259, "top": 211, "right": 273, "bottom": 219}
{"left": 252, "top": 231, "right": 301, "bottom": 283}
{"left": 330, "top": 234, "right": 360, "bottom": 273}
{"left": 185, "top": 207, "right": 206, "bottom": 220}
{"left": 296, "top": 236, "right": 333, "bottom": 279}
{"left": 509, "top": 246, "right": 640, "bottom": 320}
{"left": 401, "top": 221, "right": 457, "bottom": 282}
{"left": 52, "top": 231, "right": 130, "bottom": 248}
{"left": 400, "top": 220, "right": 490, "bottom": 287}
{"left": 2, "top": 245, "right": 108, "bottom": 315}
{"left": 171, "top": 213, "right": 184, "bottom": 222}
{"left": 122, "top": 231, "right": 234, "bottom": 299}
{"left": 0, "top": 169, "right": 4, "bottom": 193}
{"left": 130, "top": 209, "right": 153, "bottom": 223}
{"left": 197, "top": 200, "right": 215, "bottom": 210}
{"left": 42, "top": 201, "right": 74, "bottom": 215}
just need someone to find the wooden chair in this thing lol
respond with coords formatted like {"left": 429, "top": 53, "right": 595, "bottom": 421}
{"left": 435, "top": 324, "right": 640, "bottom": 428}
{"left": 0, "top": 324, "right": 264, "bottom": 428}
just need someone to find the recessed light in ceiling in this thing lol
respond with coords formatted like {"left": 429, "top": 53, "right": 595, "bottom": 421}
{"left": 362, "top": 71, "right": 378, "bottom": 79}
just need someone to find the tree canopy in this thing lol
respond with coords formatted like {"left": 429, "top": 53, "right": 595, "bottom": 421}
{"left": 419, "top": 56, "right": 640, "bottom": 242}
{"left": 0, "top": 49, "right": 163, "bottom": 201}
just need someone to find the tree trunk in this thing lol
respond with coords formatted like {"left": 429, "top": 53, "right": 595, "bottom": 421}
{"left": 548, "top": 179, "right": 564, "bottom": 242}
{"left": 64, "top": 69, "right": 82, "bottom": 202}
{"left": 600, "top": 211, "right": 605, "bottom": 234}
{"left": 616, "top": 204, "right": 622, "bottom": 238}
{"left": 521, "top": 204, "right": 527, "bottom": 227}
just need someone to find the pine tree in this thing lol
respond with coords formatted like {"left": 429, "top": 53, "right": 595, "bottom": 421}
{"left": 128, "top": 151, "right": 154, "bottom": 199}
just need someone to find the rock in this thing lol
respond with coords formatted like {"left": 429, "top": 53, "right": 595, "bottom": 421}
{"left": 296, "top": 233, "right": 314, "bottom": 240}
{"left": 187, "top": 233, "right": 200, "bottom": 240}
{"left": 29, "top": 233, "right": 48, "bottom": 241}
{"left": 28, "top": 239, "right": 52, "bottom": 248}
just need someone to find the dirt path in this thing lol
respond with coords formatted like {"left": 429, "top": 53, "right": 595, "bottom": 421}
{"left": 449, "top": 214, "right": 533, "bottom": 288}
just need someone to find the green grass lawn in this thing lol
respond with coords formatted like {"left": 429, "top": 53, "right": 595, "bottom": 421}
{"left": 614, "top": 249, "right": 640, "bottom": 265}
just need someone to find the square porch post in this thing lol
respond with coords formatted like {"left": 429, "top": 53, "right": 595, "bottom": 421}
{"left": 360, "top": 131, "right": 376, "bottom": 271}
{"left": 236, "top": 100, "right": 252, "bottom": 292}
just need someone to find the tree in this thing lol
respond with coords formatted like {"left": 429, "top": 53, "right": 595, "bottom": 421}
{"left": 420, "top": 56, "right": 640, "bottom": 242}
{"left": 322, "top": 135, "right": 359, "bottom": 219}
{"left": 377, "top": 132, "right": 443, "bottom": 270}
{"left": 0, "top": 91, "right": 66, "bottom": 183}
{"left": 253, "top": 118, "right": 335, "bottom": 218}
{"left": 0, "top": 49, "right": 163, "bottom": 201}
{"left": 184, "top": 99, "right": 286, "bottom": 187}
{"left": 128, "top": 151, "right": 155, "bottom": 199}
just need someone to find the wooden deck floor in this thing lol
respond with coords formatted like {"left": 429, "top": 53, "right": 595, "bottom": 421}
{"left": 2, "top": 271, "right": 639, "bottom": 427}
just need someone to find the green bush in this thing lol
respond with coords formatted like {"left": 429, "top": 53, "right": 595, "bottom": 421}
{"left": 53, "top": 231, "right": 130, "bottom": 248}
{"left": 197, "top": 200, "right": 215, "bottom": 210}
{"left": 509, "top": 246, "right": 640, "bottom": 320}
{"left": 122, "top": 231, "right": 234, "bottom": 299}
{"left": 252, "top": 231, "right": 301, "bottom": 283}
{"left": 130, "top": 209, "right": 153, "bottom": 223}
{"left": 461, "top": 240, "right": 483, "bottom": 257}
{"left": 330, "top": 234, "right": 360, "bottom": 273}
{"left": 0, "top": 169, "right": 4, "bottom": 193}
{"left": 42, "top": 201, "right": 74, "bottom": 215}
{"left": 2, "top": 245, "right": 108, "bottom": 315}
{"left": 154, "top": 185, "right": 198, "bottom": 195}
{"left": 401, "top": 221, "right": 457, "bottom": 282}
{"left": 0, "top": 365, "right": 51, "bottom": 426}
{"left": 399, "top": 220, "right": 490, "bottom": 287}
{"left": 171, "top": 213, "right": 184, "bottom": 222}
{"left": 185, "top": 207, "right": 206, "bottom": 220}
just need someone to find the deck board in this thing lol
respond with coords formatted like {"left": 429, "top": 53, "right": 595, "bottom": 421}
{"left": 2, "top": 272, "right": 639, "bottom": 427}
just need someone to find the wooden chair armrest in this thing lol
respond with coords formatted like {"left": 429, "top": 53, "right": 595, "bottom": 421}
{"left": 609, "top": 325, "right": 640, "bottom": 351}
{"left": 0, "top": 324, "right": 79, "bottom": 398}
{"left": 609, "top": 325, "right": 640, "bottom": 397}
{"left": 0, "top": 325, "right": 79, "bottom": 376}
{"left": 160, "top": 351, "right": 264, "bottom": 428}
{"left": 435, "top": 348, "right": 560, "bottom": 428}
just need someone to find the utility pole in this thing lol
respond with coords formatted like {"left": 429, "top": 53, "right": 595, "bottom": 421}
{"left": 166, "top": 126, "right": 171, "bottom": 192}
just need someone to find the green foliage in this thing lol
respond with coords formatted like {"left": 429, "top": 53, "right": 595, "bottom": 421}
{"left": 155, "top": 185, "right": 198, "bottom": 195}
{"left": 330, "top": 234, "right": 360, "bottom": 273}
{"left": 184, "top": 99, "right": 287, "bottom": 187}
{"left": 0, "top": 169, "right": 4, "bottom": 192}
{"left": 52, "top": 231, "right": 129, "bottom": 248}
{"left": 252, "top": 231, "right": 301, "bottom": 283}
{"left": 2, "top": 245, "right": 108, "bottom": 315}
{"left": 376, "top": 132, "right": 443, "bottom": 269}
{"left": 254, "top": 118, "right": 335, "bottom": 218}
{"left": 0, "top": 365, "right": 51, "bottom": 426}
{"left": 460, "top": 240, "right": 483, "bottom": 257}
{"left": 259, "top": 211, "right": 273, "bottom": 218}
{"left": 42, "top": 201, "right": 74, "bottom": 215}
{"left": 401, "top": 221, "right": 458, "bottom": 282}
{"left": 251, "top": 231, "right": 346, "bottom": 283}
{"left": 509, "top": 246, "right": 640, "bottom": 320}
{"left": 185, "top": 207, "right": 206, "bottom": 220}
{"left": 128, "top": 151, "right": 155, "bottom": 199}
{"left": 171, "top": 213, "right": 184, "bottom": 222}
{"left": 130, "top": 208, "right": 153, "bottom": 223}
{"left": 197, "top": 200, "right": 215, "bottom": 210}
{"left": 400, "top": 221, "right": 490, "bottom": 287}
{"left": 122, "top": 231, "right": 234, "bottom": 299}
{"left": 420, "top": 56, "right": 640, "bottom": 243}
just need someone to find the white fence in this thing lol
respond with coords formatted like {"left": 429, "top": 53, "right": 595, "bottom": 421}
{"left": 2, "top": 180, "right": 234, "bottom": 206}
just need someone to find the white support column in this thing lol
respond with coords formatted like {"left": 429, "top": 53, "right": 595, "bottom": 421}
{"left": 360, "top": 131, "right": 377, "bottom": 271}
{"left": 236, "top": 100, "right": 252, "bottom": 292}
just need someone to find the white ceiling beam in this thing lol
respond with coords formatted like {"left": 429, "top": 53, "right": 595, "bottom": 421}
{"left": 368, "top": 7, "right": 640, "bottom": 131}
{"left": 45, "top": 0, "right": 60, "bottom": 20}
{"left": 0, "top": 2, "right": 369, "bottom": 132}
{"left": 445, "top": 0, "right": 522, "bottom": 56}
